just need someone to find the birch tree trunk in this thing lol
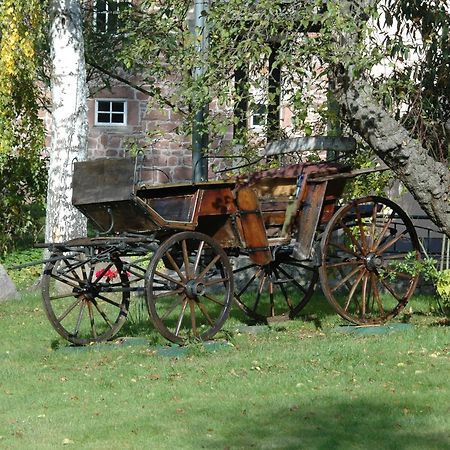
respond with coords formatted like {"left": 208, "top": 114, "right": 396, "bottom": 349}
{"left": 45, "top": 0, "right": 88, "bottom": 244}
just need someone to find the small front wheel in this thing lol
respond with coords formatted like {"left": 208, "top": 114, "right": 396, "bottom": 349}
{"left": 145, "top": 232, "right": 234, "bottom": 343}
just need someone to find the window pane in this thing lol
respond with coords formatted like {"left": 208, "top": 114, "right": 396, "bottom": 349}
{"left": 253, "top": 104, "right": 267, "bottom": 126}
{"left": 108, "top": 0, "right": 118, "bottom": 13}
{"left": 96, "top": 0, "right": 107, "bottom": 11}
{"left": 97, "top": 101, "right": 110, "bottom": 112}
{"left": 112, "top": 102, "right": 124, "bottom": 112}
{"left": 97, "top": 113, "right": 111, "bottom": 123}
{"left": 111, "top": 113, "right": 124, "bottom": 124}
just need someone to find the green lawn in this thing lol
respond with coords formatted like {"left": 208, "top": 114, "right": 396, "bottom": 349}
{"left": 0, "top": 292, "right": 449, "bottom": 449}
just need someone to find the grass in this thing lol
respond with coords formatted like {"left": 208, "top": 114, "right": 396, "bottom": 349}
{"left": 0, "top": 291, "right": 449, "bottom": 449}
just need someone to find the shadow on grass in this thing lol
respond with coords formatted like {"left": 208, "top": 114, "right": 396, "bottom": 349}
{"left": 190, "top": 398, "right": 449, "bottom": 450}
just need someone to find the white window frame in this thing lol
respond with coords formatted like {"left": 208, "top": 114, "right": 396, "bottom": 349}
{"left": 250, "top": 102, "right": 267, "bottom": 129}
{"left": 95, "top": 99, "right": 128, "bottom": 126}
{"left": 93, "top": 0, "right": 130, "bottom": 34}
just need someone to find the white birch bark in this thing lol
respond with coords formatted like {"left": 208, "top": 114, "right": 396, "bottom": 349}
{"left": 45, "top": 0, "right": 88, "bottom": 243}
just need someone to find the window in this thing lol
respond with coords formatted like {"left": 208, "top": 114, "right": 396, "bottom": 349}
{"left": 250, "top": 103, "right": 267, "bottom": 128}
{"left": 95, "top": 100, "right": 127, "bottom": 126}
{"left": 94, "top": 0, "right": 130, "bottom": 34}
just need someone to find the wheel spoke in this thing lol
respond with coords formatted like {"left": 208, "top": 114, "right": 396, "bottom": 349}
{"left": 379, "top": 275, "right": 403, "bottom": 301}
{"left": 153, "top": 287, "right": 184, "bottom": 299}
{"left": 203, "top": 277, "right": 229, "bottom": 287}
{"left": 197, "top": 254, "right": 221, "bottom": 280}
{"left": 233, "top": 262, "right": 257, "bottom": 274}
{"left": 354, "top": 203, "right": 368, "bottom": 253}
{"left": 273, "top": 266, "right": 294, "bottom": 310}
{"left": 197, "top": 301, "right": 215, "bottom": 327}
{"left": 93, "top": 263, "right": 113, "bottom": 283}
{"left": 50, "top": 292, "right": 78, "bottom": 301}
{"left": 252, "top": 274, "right": 266, "bottom": 313}
{"left": 165, "top": 251, "right": 187, "bottom": 283}
{"left": 154, "top": 270, "right": 185, "bottom": 288}
{"left": 202, "top": 292, "right": 225, "bottom": 307}
{"left": 329, "top": 240, "right": 360, "bottom": 258}
{"left": 87, "top": 302, "right": 97, "bottom": 339}
{"left": 96, "top": 294, "right": 122, "bottom": 309}
{"left": 235, "top": 267, "right": 263, "bottom": 298}
{"left": 326, "top": 259, "right": 359, "bottom": 269}
{"left": 340, "top": 219, "right": 364, "bottom": 254}
{"left": 92, "top": 299, "right": 113, "bottom": 328}
{"left": 371, "top": 273, "right": 385, "bottom": 317}
{"left": 160, "top": 296, "right": 184, "bottom": 320}
{"left": 193, "top": 240, "right": 205, "bottom": 275}
{"left": 189, "top": 300, "right": 198, "bottom": 336}
{"left": 277, "top": 265, "right": 307, "bottom": 294}
{"left": 73, "top": 301, "right": 86, "bottom": 337}
{"left": 175, "top": 299, "right": 188, "bottom": 336}
{"left": 330, "top": 265, "right": 363, "bottom": 293}
{"left": 181, "top": 240, "right": 191, "bottom": 279}
{"left": 344, "top": 269, "right": 365, "bottom": 312}
{"left": 361, "top": 273, "right": 369, "bottom": 319}
{"left": 50, "top": 272, "right": 81, "bottom": 290}
{"left": 372, "top": 211, "right": 395, "bottom": 250}
{"left": 57, "top": 297, "right": 82, "bottom": 322}
{"left": 377, "top": 229, "right": 408, "bottom": 254}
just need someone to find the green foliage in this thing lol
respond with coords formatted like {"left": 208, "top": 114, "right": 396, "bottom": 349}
{"left": 0, "top": 0, "right": 49, "bottom": 254}
{"left": 372, "top": 0, "right": 450, "bottom": 161}
{"left": 0, "top": 152, "right": 47, "bottom": 255}
{"left": 82, "top": 0, "right": 450, "bottom": 175}
{"left": 393, "top": 252, "right": 450, "bottom": 312}
{"left": 0, "top": 247, "right": 43, "bottom": 288}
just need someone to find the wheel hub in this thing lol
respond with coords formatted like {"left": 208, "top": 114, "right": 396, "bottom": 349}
{"left": 185, "top": 280, "right": 205, "bottom": 299}
{"left": 364, "top": 253, "right": 383, "bottom": 272}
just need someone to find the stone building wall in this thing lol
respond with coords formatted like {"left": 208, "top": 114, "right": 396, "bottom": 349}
{"left": 86, "top": 83, "right": 194, "bottom": 182}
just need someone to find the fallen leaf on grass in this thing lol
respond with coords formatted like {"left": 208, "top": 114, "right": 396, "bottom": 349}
{"left": 62, "top": 438, "right": 74, "bottom": 445}
{"left": 147, "top": 373, "right": 160, "bottom": 380}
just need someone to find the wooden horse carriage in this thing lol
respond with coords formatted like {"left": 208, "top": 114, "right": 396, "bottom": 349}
{"left": 39, "top": 140, "right": 421, "bottom": 344}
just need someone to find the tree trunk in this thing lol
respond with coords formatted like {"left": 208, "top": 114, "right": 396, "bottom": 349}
{"left": 45, "top": 0, "right": 88, "bottom": 244}
{"left": 332, "top": 71, "right": 450, "bottom": 237}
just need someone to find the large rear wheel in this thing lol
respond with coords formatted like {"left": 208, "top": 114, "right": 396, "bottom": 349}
{"left": 319, "top": 196, "right": 420, "bottom": 324}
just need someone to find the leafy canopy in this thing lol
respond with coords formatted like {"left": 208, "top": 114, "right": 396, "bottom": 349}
{"left": 0, "top": 0, "right": 48, "bottom": 253}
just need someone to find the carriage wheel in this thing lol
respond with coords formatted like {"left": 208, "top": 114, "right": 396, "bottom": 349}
{"left": 233, "top": 248, "right": 319, "bottom": 322}
{"left": 145, "top": 231, "right": 234, "bottom": 343}
{"left": 42, "top": 251, "right": 130, "bottom": 345}
{"left": 319, "top": 196, "right": 420, "bottom": 324}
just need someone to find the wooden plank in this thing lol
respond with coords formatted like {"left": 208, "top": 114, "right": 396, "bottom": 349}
{"left": 295, "top": 181, "right": 328, "bottom": 259}
{"left": 197, "top": 187, "right": 236, "bottom": 216}
{"left": 235, "top": 187, "right": 272, "bottom": 266}
{"left": 307, "top": 166, "right": 389, "bottom": 183}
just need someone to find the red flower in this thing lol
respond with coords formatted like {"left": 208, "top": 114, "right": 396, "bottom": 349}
{"left": 95, "top": 268, "right": 118, "bottom": 280}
